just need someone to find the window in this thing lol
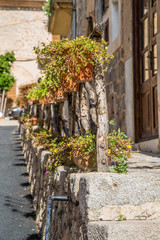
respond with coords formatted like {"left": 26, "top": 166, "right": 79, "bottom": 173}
{"left": 111, "top": 0, "right": 119, "bottom": 41}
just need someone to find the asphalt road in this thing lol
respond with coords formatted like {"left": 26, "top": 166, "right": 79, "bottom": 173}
{"left": 0, "top": 123, "right": 41, "bottom": 240}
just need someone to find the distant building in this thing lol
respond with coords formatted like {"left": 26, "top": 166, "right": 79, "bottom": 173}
{"left": 0, "top": 0, "right": 52, "bottom": 111}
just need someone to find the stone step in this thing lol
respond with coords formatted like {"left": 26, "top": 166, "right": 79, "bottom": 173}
{"left": 88, "top": 220, "right": 160, "bottom": 240}
{"left": 72, "top": 172, "right": 160, "bottom": 221}
{"left": 128, "top": 152, "right": 160, "bottom": 173}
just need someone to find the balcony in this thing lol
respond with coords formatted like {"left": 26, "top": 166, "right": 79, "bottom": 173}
{"left": 48, "top": 0, "right": 73, "bottom": 36}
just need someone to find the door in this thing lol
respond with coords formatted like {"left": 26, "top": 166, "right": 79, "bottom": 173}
{"left": 134, "top": 0, "right": 158, "bottom": 141}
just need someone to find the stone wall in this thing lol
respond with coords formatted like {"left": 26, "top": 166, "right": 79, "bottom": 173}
{"left": 103, "top": 0, "right": 133, "bottom": 134}
{"left": 20, "top": 124, "right": 160, "bottom": 240}
{"left": 67, "top": 0, "right": 134, "bottom": 136}
{"left": 105, "top": 48, "right": 126, "bottom": 132}
{"left": 20, "top": 125, "right": 88, "bottom": 239}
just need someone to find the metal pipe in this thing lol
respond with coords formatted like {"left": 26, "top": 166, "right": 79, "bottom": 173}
{"left": 45, "top": 196, "right": 53, "bottom": 240}
{"left": 45, "top": 195, "right": 70, "bottom": 240}
{"left": 52, "top": 196, "right": 70, "bottom": 201}
{"left": 98, "top": 0, "right": 102, "bottom": 23}
{"left": 73, "top": 0, "right": 76, "bottom": 39}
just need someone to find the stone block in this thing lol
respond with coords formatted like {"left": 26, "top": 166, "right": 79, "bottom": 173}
{"left": 88, "top": 220, "right": 160, "bottom": 240}
{"left": 21, "top": 127, "right": 160, "bottom": 239}
{"left": 72, "top": 172, "right": 160, "bottom": 221}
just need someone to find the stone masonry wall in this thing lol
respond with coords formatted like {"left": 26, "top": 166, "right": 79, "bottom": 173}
{"left": 20, "top": 125, "right": 88, "bottom": 239}
{"left": 20, "top": 124, "right": 160, "bottom": 240}
{"left": 68, "top": 0, "right": 129, "bottom": 133}
{"left": 105, "top": 48, "right": 126, "bottom": 132}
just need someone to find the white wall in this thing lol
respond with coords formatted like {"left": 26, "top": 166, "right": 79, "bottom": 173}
{"left": 0, "top": 8, "right": 52, "bottom": 94}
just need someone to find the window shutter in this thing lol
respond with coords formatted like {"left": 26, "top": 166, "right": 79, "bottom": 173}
{"left": 104, "top": 20, "right": 109, "bottom": 44}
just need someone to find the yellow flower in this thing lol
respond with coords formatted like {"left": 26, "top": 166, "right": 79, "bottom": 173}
{"left": 127, "top": 153, "right": 131, "bottom": 158}
{"left": 54, "top": 163, "right": 57, "bottom": 167}
{"left": 108, "top": 149, "right": 111, "bottom": 154}
{"left": 127, "top": 145, "right": 131, "bottom": 149}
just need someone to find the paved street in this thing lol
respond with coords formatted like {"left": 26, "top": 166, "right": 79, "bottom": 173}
{"left": 0, "top": 120, "right": 40, "bottom": 240}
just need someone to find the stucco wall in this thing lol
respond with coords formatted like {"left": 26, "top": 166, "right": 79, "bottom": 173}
{"left": 0, "top": 9, "right": 51, "bottom": 59}
{"left": 0, "top": 8, "right": 52, "bottom": 108}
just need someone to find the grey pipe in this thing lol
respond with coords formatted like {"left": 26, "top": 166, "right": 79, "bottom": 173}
{"left": 98, "top": 0, "right": 102, "bottom": 23}
{"left": 73, "top": 0, "right": 76, "bottom": 38}
{"left": 45, "top": 195, "right": 70, "bottom": 240}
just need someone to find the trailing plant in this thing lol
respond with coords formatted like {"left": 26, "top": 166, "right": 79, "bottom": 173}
{"left": 0, "top": 51, "right": 16, "bottom": 91}
{"left": 26, "top": 80, "right": 49, "bottom": 101}
{"left": 46, "top": 137, "right": 74, "bottom": 173}
{"left": 29, "top": 37, "right": 113, "bottom": 100}
{"left": 24, "top": 121, "right": 33, "bottom": 131}
{"left": 46, "top": 133, "right": 96, "bottom": 173}
{"left": 68, "top": 132, "right": 96, "bottom": 157}
{"left": 26, "top": 128, "right": 53, "bottom": 149}
{"left": 19, "top": 83, "right": 37, "bottom": 104}
{"left": 24, "top": 124, "right": 132, "bottom": 174}
{"left": 19, "top": 113, "right": 30, "bottom": 124}
{"left": 25, "top": 128, "right": 74, "bottom": 173}
{"left": 108, "top": 128, "right": 132, "bottom": 173}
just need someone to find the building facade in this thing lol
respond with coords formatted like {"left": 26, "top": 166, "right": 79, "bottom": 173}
{"left": 48, "top": 0, "right": 160, "bottom": 152}
{"left": 0, "top": 0, "right": 52, "bottom": 110}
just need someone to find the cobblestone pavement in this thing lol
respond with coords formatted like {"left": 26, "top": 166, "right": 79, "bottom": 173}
{"left": 0, "top": 120, "right": 41, "bottom": 240}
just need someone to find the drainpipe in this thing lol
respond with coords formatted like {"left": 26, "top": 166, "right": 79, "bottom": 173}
{"left": 98, "top": 0, "right": 102, "bottom": 23}
{"left": 45, "top": 195, "right": 70, "bottom": 240}
{"left": 73, "top": 0, "right": 76, "bottom": 38}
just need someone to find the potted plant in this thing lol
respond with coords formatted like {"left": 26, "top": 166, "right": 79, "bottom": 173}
{"left": 27, "top": 117, "right": 38, "bottom": 126}
{"left": 32, "top": 117, "right": 38, "bottom": 126}
{"left": 61, "top": 74, "right": 79, "bottom": 92}
{"left": 19, "top": 83, "right": 37, "bottom": 106}
{"left": 53, "top": 87, "right": 68, "bottom": 102}
{"left": 33, "top": 37, "right": 112, "bottom": 100}
{"left": 19, "top": 113, "right": 30, "bottom": 124}
{"left": 68, "top": 132, "right": 97, "bottom": 170}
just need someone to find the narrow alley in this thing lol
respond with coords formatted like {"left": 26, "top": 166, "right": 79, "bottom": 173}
{"left": 0, "top": 119, "right": 40, "bottom": 240}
